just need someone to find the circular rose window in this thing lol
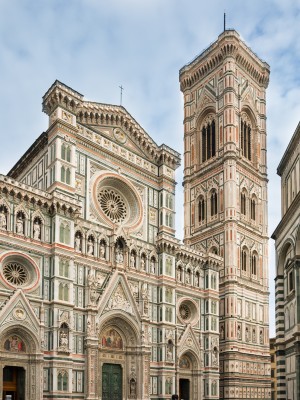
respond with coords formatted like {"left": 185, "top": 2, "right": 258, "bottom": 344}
{"left": 178, "top": 299, "right": 199, "bottom": 325}
{"left": 92, "top": 172, "right": 143, "bottom": 230}
{"left": 179, "top": 303, "right": 191, "bottom": 320}
{"left": 98, "top": 188, "right": 127, "bottom": 223}
{"left": 3, "top": 262, "right": 28, "bottom": 286}
{"left": 0, "top": 252, "right": 40, "bottom": 292}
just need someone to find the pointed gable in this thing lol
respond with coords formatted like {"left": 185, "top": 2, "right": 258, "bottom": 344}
{"left": 0, "top": 289, "right": 41, "bottom": 335}
{"left": 178, "top": 324, "right": 201, "bottom": 357}
{"left": 98, "top": 271, "right": 141, "bottom": 320}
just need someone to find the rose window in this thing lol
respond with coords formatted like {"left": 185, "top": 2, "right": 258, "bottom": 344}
{"left": 178, "top": 299, "right": 199, "bottom": 325}
{"left": 98, "top": 189, "right": 127, "bottom": 223}
{"left": 3, "top": 262, "right": 28, "bottom": 286}
{"left": 179, "top": 304, "right": 191, "bottom": 320}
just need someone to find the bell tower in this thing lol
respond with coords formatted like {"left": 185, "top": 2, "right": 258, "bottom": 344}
{"left": 180, "top": 30, "right": 271, "bottom": 399}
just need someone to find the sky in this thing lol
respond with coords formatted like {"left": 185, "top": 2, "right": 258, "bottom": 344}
{"left": 1, "top": 0, "right": 300, "bottom": 336}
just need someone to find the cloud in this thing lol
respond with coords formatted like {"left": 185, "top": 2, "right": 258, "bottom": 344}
{"left": 1, "top": 0, "right": 299, "bottom": 337}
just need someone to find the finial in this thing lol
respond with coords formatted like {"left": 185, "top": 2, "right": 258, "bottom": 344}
{"left": 224, "top": 11, "right": 226, "bottom": 31}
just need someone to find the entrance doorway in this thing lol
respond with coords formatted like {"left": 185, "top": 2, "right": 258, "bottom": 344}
{"left": 102, "top": 363, "right": 122, "bottom": 400}
{"left": 2, "top": 366, "right": 25, "bottom": 400}
{"left": 179, "top": 378, "right": 190, "bottom": 400}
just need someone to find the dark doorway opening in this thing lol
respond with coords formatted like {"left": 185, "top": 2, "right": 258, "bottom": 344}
{"left": 2, "top": 366, "right": 25, "bottom": 400}
{"left": 102, "top": 363, "right": 122, "bottom": 400}
{"left": 179, "top": 378, "right": 190, "bottom": 400}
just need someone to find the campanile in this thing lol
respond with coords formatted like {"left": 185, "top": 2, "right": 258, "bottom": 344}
{"left": 180, "top": 30, "right": 271, "bottom": 399}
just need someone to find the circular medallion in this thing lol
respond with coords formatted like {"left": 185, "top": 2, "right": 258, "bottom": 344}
{"left": 13, "top": 308, "right": 26, "bottom": 320}
{"left": 113, "top": 128, "right": 127, "bottom": 144}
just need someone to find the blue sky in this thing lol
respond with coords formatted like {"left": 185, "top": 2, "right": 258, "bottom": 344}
{"left": 1, "top": 0, "right": 300, "bottom": 336}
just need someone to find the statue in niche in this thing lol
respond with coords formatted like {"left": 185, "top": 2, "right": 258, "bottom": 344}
{"left": 75, "top": 234, "right": 81, "bottom": 252}
{"left": 140, "top": 256, "right": 145, "bottom": 271}
{"left": 177, "top": 268, "right": 182, "bottom": 281}
{"left": 100, "top": 242, "right": 106, "bottom": 258}
{"left": 150, "top": 259, "right": 155, "bottom": 274}
{"left": 87, "top": 238, "right": 94, "bottom": 255}
{"left": 141, "top": 283, "right": 149, "bottom": 315}
{"left": 115, "top": 245, "right": 124, "bottom": 263}
{"left": 59, "top": 330, "right": 69, "bottom": 349}
{"left": 166, "top": 340, "right": 173, "bottom": 361}
{"left": 16, "top": 215, "right": 24, "bottom": 234}
{"left": 130, "top": 252, "right": 136, "bottom": 268}
{"left": 212, "top": 346, "right": 218, "bottom": 367}
{"left": 33, "top": 219, "right": 41, "bottom": 240}
{"left": 89, "top": 285, "right": 98, "bottom": 305}
{"left": 129, "top": 378, "right": 136, "bottom": 397}
{"left": 0, "top": 210, "right": 7, "bottom": 230}
{"left": 195, "top": 273, "right": 200, "bottom": 286}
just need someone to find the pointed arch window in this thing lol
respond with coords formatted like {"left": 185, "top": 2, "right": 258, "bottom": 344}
{"left": 241, "top": 118, "right": 252, "bottom": 160}
{"left": 251, "top": 197, "right": 256, "bottom": 221}
{"left": 198, "top": 196, "right": 205, "bottom": 222}
{"left": 241, "top": 248, "right": 248, "bottom": 272}
{"left": 202, "top": 119, "right": 216, "bottom": 162}
{"left": 251, "top": 253, "right": 257, "bottom": 276}
{"left": 57, "top": 370, "right": 68, "bottom": 391}
{"left": 241, "top": 192, "right": 247, "bottom": 215}
{"left": 210, "top": 190, "right": 218, "bottom": 216}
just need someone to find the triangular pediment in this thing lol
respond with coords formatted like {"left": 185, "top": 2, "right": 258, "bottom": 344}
{"left": 0, "top": 290, "right": 41, "bottom": 334}
{"left": 178, "top": 324, "right": 201, "bottom": 356}
{"left": 77, "top": 103, "right": 179, "bottom": 166}
{"left": 97, "top": 271, "right": 141, "bottom": 320}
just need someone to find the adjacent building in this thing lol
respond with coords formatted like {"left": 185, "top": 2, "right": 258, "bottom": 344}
{"left": 272, "top": 122, "right": 300, "bottom": 400}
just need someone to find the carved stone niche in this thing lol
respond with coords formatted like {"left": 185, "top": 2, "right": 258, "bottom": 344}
{"left": 57, "top": 322, "right": 70, "bottom": 354}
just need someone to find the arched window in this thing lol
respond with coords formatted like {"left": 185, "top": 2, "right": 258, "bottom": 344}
{"left": 61, "top": 166, "right": 65, "bottom": 182}
{"left": 241, "top": 192, "right": 247, "bottom": 215}
{"left": 210, "top": 190, "right": 218, "bottom": 216}
{"left": 202, "top": 119, "right": 216, "bottom": 162}
{"left": 57, "top": 370, "right": 68, "bottom": 391}
{"left": 61, "top": 143, "right": 71, "bottom": 162}
{"left": 241, "top": 247, "right": 248, "bottom": 272}
{"left": 251, "top": 197, "right": 256, "bottom": 220}
{"left": 251, "top": 253, "right": 257, "bottom": 276}
{"left": 198, "top": 196, "right": 205, "bottom": 222}
{"left": 241, "top": 118, "right": 251, "bottom": 160}
{"left": 59, "top": 259, "right": 69, "bottom": 277}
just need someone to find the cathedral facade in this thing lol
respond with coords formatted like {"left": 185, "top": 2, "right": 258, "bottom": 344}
{"left": 0, "top": 29, "right": 270, "bottom": 400}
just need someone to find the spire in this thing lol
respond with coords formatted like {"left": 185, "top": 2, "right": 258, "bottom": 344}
{"left": 224, "top": 11, "right": 226, "bottom": 31}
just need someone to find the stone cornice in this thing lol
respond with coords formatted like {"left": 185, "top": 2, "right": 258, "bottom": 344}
{"left": 156, "top": 232, "right": 223, "bottom": 269}
{"left": 8, "top": 131, "right": 48, "bottom": 179}
{"left": 277, "top": 121, "right": 300, "bottom": 176}
{"left": 179, "top": 30, "right": 270, "bottom": 91}
{"left": 0, "top": 175, "right": 82, "bottom": 216}
{"left": 271, "top": 191, "right": 300, "bottom": 240}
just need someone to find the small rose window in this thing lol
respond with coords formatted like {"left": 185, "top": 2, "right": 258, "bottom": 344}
{"left": 0, "top": 252, "right": 40, "bottom": 292}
